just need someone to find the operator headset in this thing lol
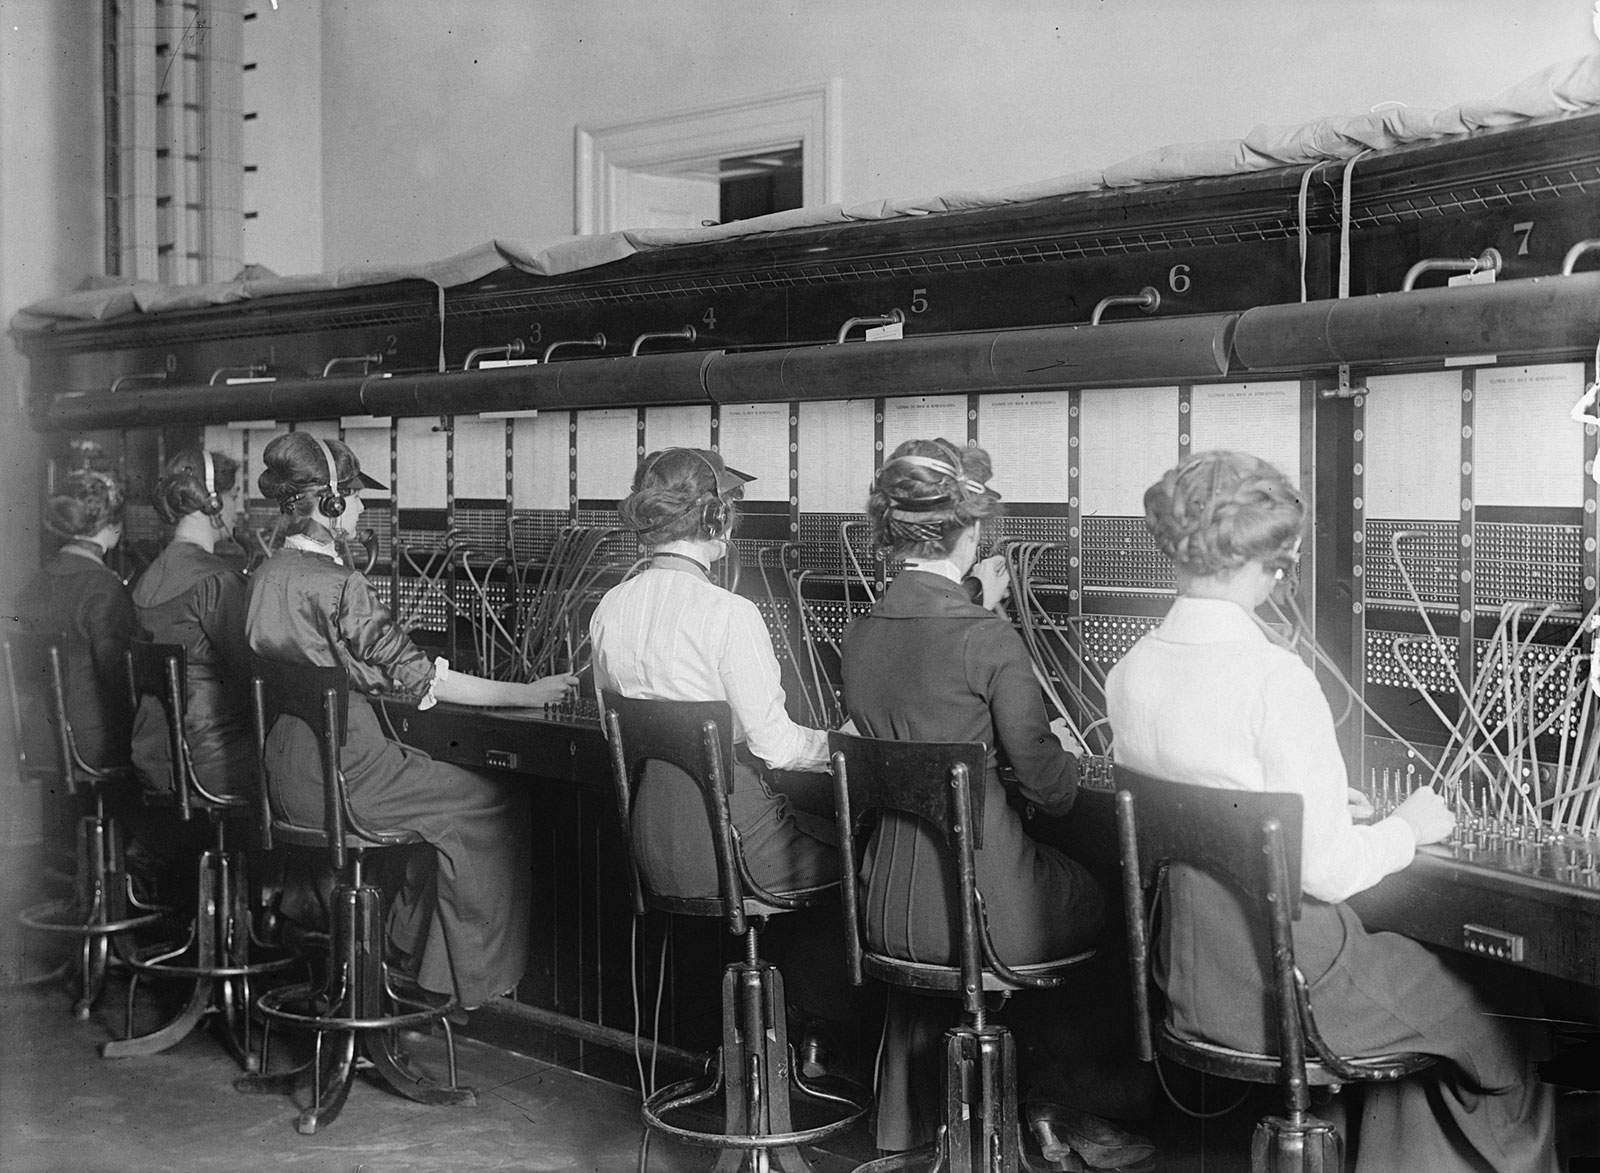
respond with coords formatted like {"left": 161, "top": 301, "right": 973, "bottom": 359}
{"left": 637, "top": 448, "right": 734, "bottom": 541}
{"left": 199, "top": 449, "right": 222, "bottom": 517}
{"left": 879, "top": 439, "right": 992, "bottom": 511}
{"left": 312, "top": 436, "right": 347, "bottom": 519}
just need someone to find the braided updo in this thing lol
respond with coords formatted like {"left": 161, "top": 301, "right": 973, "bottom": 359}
{"left": 866, "top": 438, "right": 1002, "bottom": 560}
{"left": 46, "top": 467, "right": 127, "bottom": 539}
{"left": 1143, "top": 450, "right": 1303, "bottom": 578}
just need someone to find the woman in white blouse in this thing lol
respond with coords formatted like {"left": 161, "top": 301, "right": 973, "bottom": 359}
{"left": 589, "top": 447, "right": 857, "bottom": 1053}
{"left": 1105, "top": 449, "right": 1554, "bottom": 1172}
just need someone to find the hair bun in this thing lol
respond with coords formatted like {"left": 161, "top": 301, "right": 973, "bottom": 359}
{"left": 1143, "top": 450, "right": 1303, "bottom": 577}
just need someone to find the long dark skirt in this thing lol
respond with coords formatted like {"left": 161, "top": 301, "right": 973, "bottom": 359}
{"left": 1161, "top": 865, "right": 1557, "bottom": 1173}
{"left": 264, "top": 700, "right": 531, "bottom": 1008}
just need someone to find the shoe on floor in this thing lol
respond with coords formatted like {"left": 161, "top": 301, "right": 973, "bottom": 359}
{"left": 1027, "top": 1102, "right": 1156, "bottom": 1171}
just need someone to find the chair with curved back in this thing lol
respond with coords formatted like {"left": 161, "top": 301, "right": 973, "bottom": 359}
{"left": 829, "top": 732, "right": 1098, "bottom": 1173}
{"left": 5, "top": 629, "right": 165, "bottom": 1018}
{"left": 100, "top": 641, "right": 299, "bottom": 1066}
{"left": 232, "top": 656, "right": 475, "bottom": 1135}
{"left": 603, "top": 690, "right": 871, "bottom": 1173}
{"left": 1113, "top": 766, "right": 1436, "bottom": 1173}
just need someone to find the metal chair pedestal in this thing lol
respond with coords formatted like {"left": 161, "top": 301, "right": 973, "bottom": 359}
{"left": 101, "top": 642, "right": 299, "bottom": 1066}
{"left": 7, "top": 631, "right": 164, "bottom": 1018}
{"left": 101, "top": 816, "right": 299, "bottom": 1066}
{"left": 643, "top": 934, "right": 865, "bottom": 1173}
{"left": 237, "top": 852, "right": 475, "bottom": 1134}
{"left": 605, "top": 693, "right": 871, "bottom": 1173}
{"left": 1251, "top": 1114, "right": 1342, "bottom": 1173}
{"left": 18, "top": 793, "right": 166, "bottom": 1018}
{"left": 232, "top": 659, "right": 475, "bottom": 1134}
{"left": 830, "top": 733, "right": 1099, "bottom": 1173}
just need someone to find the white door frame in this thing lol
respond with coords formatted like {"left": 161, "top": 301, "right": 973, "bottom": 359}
{"left": 574, "top": 80, "right": 842, "bottom": 236}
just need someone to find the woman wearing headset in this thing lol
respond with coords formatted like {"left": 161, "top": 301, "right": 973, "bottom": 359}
{"left": 19, "top": 464, "right": 138, "bottom": 772}
{"left": 1106, "top": 449, "right": 1554, "bottom": 1172}
{"left": 247, "top": 432, "right": 577, "bottom": 1011}
{"left": 841, "top": 438, "right": 1149, "bottom": 1165}
{"left": 130, "top": 448, "right": 255, "bottom": 804}
{"left": 588, "top": 447, "right": 860, "bottom": 1061}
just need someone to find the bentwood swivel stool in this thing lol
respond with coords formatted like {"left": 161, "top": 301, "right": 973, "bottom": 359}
{"left": 829, "top": 733, "right": 1098, "bottom": 1173}
{"left": 233, "top": 657, "right": 475, "bottom": 1134}
{"left": 1114, "top": 768, "right": 1435, "bottom": 1173}
{"left": 5, "top": 630, "right": 165, "bottom": 1018}
{"left": 100, "top": 641, "right": 299, "bottom": 1066}
{"left": 604, "top": 691, "right": 870, "bottom": 1173}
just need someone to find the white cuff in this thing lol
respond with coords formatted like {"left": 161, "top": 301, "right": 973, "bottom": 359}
{"left": 417, "top": 656, "right": 451, "bottom": 711}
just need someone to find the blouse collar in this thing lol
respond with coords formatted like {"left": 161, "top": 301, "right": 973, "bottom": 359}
{"left": 1157, "top": 596, "right": 1269, "bottom": 645}
{"left": 61, "top": 537, "right": 107, "bottom": 563}
{"left": 901, "top": 557, "right": 964, "bottom": 585}
{"left": 285, "top": 532, "right": 344, "bottom": 566}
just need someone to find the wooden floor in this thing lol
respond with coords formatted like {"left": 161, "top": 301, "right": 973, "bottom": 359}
{"left": 4, "top": 839, "right": 1597, "bottom": 1172}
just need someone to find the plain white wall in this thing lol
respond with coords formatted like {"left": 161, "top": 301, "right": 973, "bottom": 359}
{"left": 0, "top": 0, "right": 101, "bottom": 597}
{"left": 313, "top": 0, "right": 1598, "bottom": 271}
{"left": 241, "top": 0, "right": 324, "bottom": 276}
{"left": 0, "top": 0, "right": 101, "bottom": 796}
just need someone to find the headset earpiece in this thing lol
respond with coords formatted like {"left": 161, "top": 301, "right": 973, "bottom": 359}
{"left": 314, "top": 437, "right": 345, "bottom": 518}
{"left": 200, "top": 450, "right": 222, "bottom": 516}
{"left": 701, "top": 493, "right": 732, "bottom": 541}
{"left": 689, "top": 450, "right": 733, "bottom": 540}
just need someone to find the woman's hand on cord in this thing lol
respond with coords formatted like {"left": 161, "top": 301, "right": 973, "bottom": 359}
{"left": 969, "top": 554, "right": 1011, "bottom": 613}
{"left": 1392, "top": 784, "right": 1454, "bottom": 845}
{"left": 1048, "top": 716, "right": 1084, "bottom": 758}
{"left": 520, "top": 674, "right": 579, "bottom": 707}
{"left": 1345, "top": 787, "right": 1375, "bottom": 823}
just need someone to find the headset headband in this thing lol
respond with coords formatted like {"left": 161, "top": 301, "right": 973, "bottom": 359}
{"left": 203, "top": 450, "right": 216, "bottom": 498}
{"left": 314, "top": 437, "right": 339, "bottom": 496}
{"left": 879, "top": 450, "right": 993, "bottom": 511}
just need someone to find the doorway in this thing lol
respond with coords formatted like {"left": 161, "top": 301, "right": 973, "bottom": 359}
{"left": 574, "top": 82, "right": 841, "bottom": 235}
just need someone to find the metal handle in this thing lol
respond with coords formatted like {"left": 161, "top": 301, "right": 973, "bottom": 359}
{"left": 836, "top": 309, "right": 905, "bottom": 344}
{"left": 629, "top": 326, "right": 697, "bottom": 358}
{"left": 542, "top": 333, "right": 607, "bottom": 363}
{"left": 1090, "top": 287, "right": 1161, "bottom": 326}
{"left": 322, "top": 353, "right": 383, "bottom": 378}
{"left": 463, "top": 338, "right": 527, "bottom": 370}
{"left": 1401, "top": 248, "right": 1502, "bottom": 292}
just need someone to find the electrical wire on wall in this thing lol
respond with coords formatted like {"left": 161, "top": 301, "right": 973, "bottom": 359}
{"left": 513, "top": 525, "right": 626, "bottom": 680}
{"left": 1000, "top": 540, "right": 1109, "bottom": 756}
{"left": 1347, "top": 530, "right": 1600, "bottom": 831}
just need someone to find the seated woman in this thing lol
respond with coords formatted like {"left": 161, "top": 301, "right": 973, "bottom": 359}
{"left": 1105, "top": 449, "right": 1555, "bottom": 1172}
{"left": 130, "top": 448, "right": 254, "bottom": 804}
{"left": 19, "top": 466, "right": 137, "bottom": 773}
{"left": 588, "top": 447, "right": 862, "bottom": 1056}
{"left": 841, "top": 438, "right": 1147, "bottom": 1163}
{"left": 247, "top": 432, "right": 576, "bottom": 1011}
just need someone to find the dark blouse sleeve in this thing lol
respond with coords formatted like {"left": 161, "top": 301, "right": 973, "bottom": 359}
{"left": 83, "top": 573, "right": 138, "bottom": 702}
{"left": 334, "top": 570, "right": 436, "bottom": 701}
{"left": 199, "top": 569, "right": 253, "bottom": 682}
{"left": 967, "top": 617, "right": 1078, "bottom": 817}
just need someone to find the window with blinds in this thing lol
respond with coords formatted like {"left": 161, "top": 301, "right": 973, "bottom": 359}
{"left": 105, "top": 0, "right": 243, "bottom": 284}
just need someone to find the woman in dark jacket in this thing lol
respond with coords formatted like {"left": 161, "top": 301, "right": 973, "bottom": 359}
{"left": 841, "top": 438, "right": 1148, "bottom": 1166}
{"left": 247, "top": 432, "right": 576, "bottom": 1010}
{"left": 19, "top": 466, "right": 138, "bottom": 772}
{"left": 130, "top": 448, "right": 254, "bottom": 802}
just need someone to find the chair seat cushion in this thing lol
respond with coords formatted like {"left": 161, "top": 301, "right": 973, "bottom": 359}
{"left": 1156, "top": 1024, "right": 1436, "bottom": 1086}
{"left": 863, "top": 948, "right": 1094, "bottom": 994}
